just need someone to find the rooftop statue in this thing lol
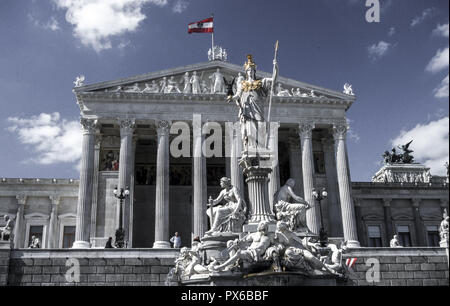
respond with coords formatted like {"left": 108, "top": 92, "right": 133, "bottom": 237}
{"left": 182, "top": 72, "right": 192, "bottom": 94}
{"left": 190, "top": 71, "right": 202, "bottom": 94}
{"left": 440, "top": 209, "right": 449, "bottom": 243}
{"left": 209, "top": 68, "right": 226, "bottom": 94}
{"left": 382, "top": 140, "right": 415, "bottom": 164}
{"left": 343, "top": 83, "right": 354, "bottom": 95}
{"left": 142, "top": 80, "right": 160, "bottom": 94}
{"left": 74, "top": 75, "right": 85, "bottom": 87}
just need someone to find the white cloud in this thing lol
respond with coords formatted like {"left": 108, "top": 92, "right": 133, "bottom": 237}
{"left": 388, "top": 27, "right": 396, "bottom": 36}
{"left": 434, "top": 75, "right": 449, "bottom": 98}
{"left": 172, "top": 0, "right": 189, "bottom": 13}
{"left": 367, "top": 41, "right": 391, "bottom": 60}
{"left": 28, "top": 14, "right": 60, "bottom": 31}
{"left": 411, "top": 7, "right": 437, "bottom": 27}
{"left": 432, "top": 23, "right": 449, "bottom": 38}
{"left": 7, "top": 113, "right": 82, "bottom": 168}
{"left": 53, "top": 0, "right": 168, "bottom": 52}
{"left": 391, "top": 117, "right": 449, "bottom": 176}
{"left": 425, "top": 47, "right": 449, "bottom": 73}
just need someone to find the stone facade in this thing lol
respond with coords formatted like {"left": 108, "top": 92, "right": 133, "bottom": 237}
{"left": 0, "top": 247, "right": 447, "bottom": 286}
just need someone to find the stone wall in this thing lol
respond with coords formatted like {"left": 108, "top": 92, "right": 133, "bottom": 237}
{"left": 343, "top": 247, "right": 449, "bottom": 286}
{"left": 0, "top": 247, "right": 448, "bottom": 286}
{"left": 6, "top": 249, "right": 178, "bottom": 286}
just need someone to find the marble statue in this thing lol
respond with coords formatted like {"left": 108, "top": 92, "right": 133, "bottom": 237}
{"left": 390, "top": 235, "right": 402, "bottom": 248}
{"left": 190, "top": 71, "right": 202, "bottom": 94}
{"left": 208, "top": 45, "right": 228, "bottom": 62}
{"left": 173, "top": 245, "right": 209, "bottom": 279}
{"left": 274, "top": 221, "right": 344, "bottom": 276}
{"left": 0, "top": 215, "right": 14, "bottom": 241}
{"left": 209, "top": 221, "right": 276, "bottom": 272}
{"left": 182, "top": 72, "right": 192, "bottom": 94}
{"left": 273, "top": 179, "right": 312, "bottom": 232}
{"left": 343, "top": 83, "right": 354, "bottom": 95}
{"left": 227, "top": 54, "right": 278, "bottom": 150}
{"left": 276, "top": 83, "right": 291, "bottom": 97}
{"left": 209, "top": 68, "right": 226, "bottom": 94}
{"left": 160, "top": 77, "right": 168, "bottom": 93}
{"left": 29, "top": 235, "right": 40, "bottom": 248}
{"left": 205, "top": 177, "right": 247, "bottom": 235}
{"left": 74, "top": 75, "right": 85, "bottom": 87}
{"left": 440, "top": 209, "right": 449, "bottom": 243}
{"left": 309, "top": 90, "right": 317, "bottom": 98}
{"left": 291, "top": 88, "right": 302, "bottom": 97}
{"left": 200, "top": 80, "right": 209, "bottom": 94}
{"left": 142, "top": 80, "right": 160, "bottom": 93}
{"left": 114, "top": 86, "right": 123, "bottom": 92}
{"left": 125, "top": 83, "right": 141, "bottom": 93}
{"left": 166, "top": 76, "right": 181, "bottom": 94}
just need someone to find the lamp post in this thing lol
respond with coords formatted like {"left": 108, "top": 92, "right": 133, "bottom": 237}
{"left": 113, "top": 186, "right": 129, "bottom": 248}
{"left": 312, "top": 187, "right": 328, "bottom": 247}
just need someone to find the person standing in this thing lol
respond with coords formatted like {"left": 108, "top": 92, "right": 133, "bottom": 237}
{"left": 170, "top": 232, "right": 182, "bottom": 248}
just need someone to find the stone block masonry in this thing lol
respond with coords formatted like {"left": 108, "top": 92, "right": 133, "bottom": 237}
{"left": 5, "top": 249, "right": 178, "bottom": 286}
{"left": 342, "top": 247, "right": 449, "bottom": 286}
{"left": 0, "top": 247, "right": 448, "bottom": 286}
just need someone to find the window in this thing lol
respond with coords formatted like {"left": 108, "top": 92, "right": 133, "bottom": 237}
{"left": 397, "top": 225, "right": 412, "bottom": 247}
{"left": 426, "top": 225, "right": 440, "bottom": 247}
{"left": 313, "top": 152, "right": 325, "bottom": 174}
{"left": 368, "top": 225, "right": 383, "bottom": 247}
{"left": 62, "top": 226, "right": 76, "bottom": 248}
{"left": 28, "top": 226, "right": 43, "bottom": 248}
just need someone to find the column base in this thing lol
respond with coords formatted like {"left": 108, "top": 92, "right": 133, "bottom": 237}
{"left": 153, "top": 241, "right": 171, "bottom": 249}
{"left": 346, "top": 240, "right": 361, "bottom": 248}
{"left": 72, "top": 241, "right": 91, "bottom": 249}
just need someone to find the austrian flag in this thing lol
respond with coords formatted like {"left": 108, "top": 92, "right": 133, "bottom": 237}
{"left": 188, "top": 17, "right": 214, "bottom": 34}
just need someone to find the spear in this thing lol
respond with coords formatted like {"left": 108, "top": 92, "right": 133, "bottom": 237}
{"left": 266, "top": 41, "right": 279, "bottom": 148}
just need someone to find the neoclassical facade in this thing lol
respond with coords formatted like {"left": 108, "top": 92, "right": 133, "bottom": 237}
{"left": 1, "top": 55, "right": 448, "bottom": 249}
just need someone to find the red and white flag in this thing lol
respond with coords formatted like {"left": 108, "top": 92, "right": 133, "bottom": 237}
{"left": 346, "top": 258, "right": 358, "bottom": 268}
{"left": 188, "top": 17, "right": 214, "bottom": 34}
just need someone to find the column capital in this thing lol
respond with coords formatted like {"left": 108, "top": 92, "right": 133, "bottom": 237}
{"left": 156, "top": 120, "right": 171, "bottom": 136}
{"left": 49, "top": 195, "right": 61, "bottom": 205}
{"left": 332, "top": 124, "right": 349, "bottom": 141}
{"left": 80, "top": 118, "right": 98, "bottom": 135}
{"left": 16, "top": 194, "right": 27, "bottom": 205}
{"left": 383, "top": 198, "right": 392, "bottom": 207}
{"left": 118, "top": 118, "right": 136, "bottom": 135}
{"left": 298, "top": 122, "right": 315, "bottom": 139}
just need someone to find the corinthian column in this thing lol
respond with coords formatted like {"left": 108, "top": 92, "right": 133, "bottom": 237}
{"left": 321, "top": 137, "right": 343, "bottom": 237}
{"left": 117, "top": 119, "right": 135, "bottom": 247}
{"left": 268, "top": 122, "right": 280, "bottom": 211}
{"left": 73, "top": 118, "right": 97, "bottom": 248}
{"left": 299, "top": 123, "right": 320, "bottom": 235}
{"left": 193, "top": 114, "right": 207, "bottom": 238}
{"left": 90, "top": 133, "right": 102, "bottom": 242}
{"left": 14, "top": 195, "right": 27, "bottom": 248}
{"left": 47, "top": 196, "right": 60, "bottom": 248}
{"left": 333, "top": 124, "right": 360, "bottom": 247}
{"left": 153, "top": 120, "right": 171, "bottom": 248}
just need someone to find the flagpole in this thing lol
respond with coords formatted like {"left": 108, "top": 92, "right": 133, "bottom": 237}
{"left": 211, "top": 13, "right": 215, "bottom": 60}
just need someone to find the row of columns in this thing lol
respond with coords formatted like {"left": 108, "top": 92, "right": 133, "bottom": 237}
{"left": 73, "top": 117, "right": 360, "bottom": 248}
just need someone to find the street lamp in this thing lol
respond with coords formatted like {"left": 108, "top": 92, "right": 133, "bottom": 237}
{"left": 312, "top": 187, "right": 328, "bottom": 247}
{"left": 113, "top": 186, "right": 129, "bottom": 248}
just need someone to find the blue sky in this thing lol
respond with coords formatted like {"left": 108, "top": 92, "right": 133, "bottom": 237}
{"left": 0, "top": 0, "right": 448, "bottom": 181}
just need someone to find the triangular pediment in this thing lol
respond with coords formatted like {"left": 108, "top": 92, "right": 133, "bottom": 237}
{"left": 74, "top": 61, "right": 354, "bottom": 101}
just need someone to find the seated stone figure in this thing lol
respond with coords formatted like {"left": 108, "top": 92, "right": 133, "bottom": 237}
{"left": 205, "top": 177, "right": 247, "bottom": 235}
{"left": 273, "top": 179, "right": 312, "bottom": 232}
{"left": 0, "top": 215, "right": 15, "bottom": 242}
